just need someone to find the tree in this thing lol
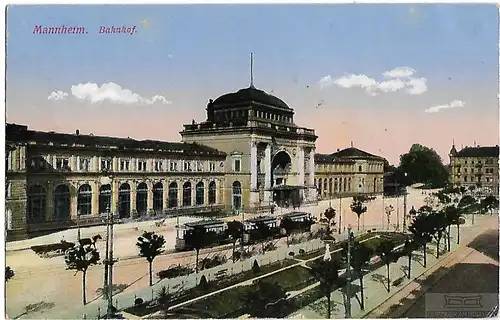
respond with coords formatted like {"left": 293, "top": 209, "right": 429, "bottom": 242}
{"left": 401, "top": 237, "right": 418, "bottom": 279}
{"left": 408, "top": 213, "right": 433, "bottom": 268}
{"left": 279, "top": 217, "right": 296, "bottom": 247}
{"left": 399, "top": 143, "right": 449, "bottom": 188}
{"left": 5, "top": 266, "right": 14, "bottom": 282}
{"left": 244, "top": 281, "right": 289, "bottom": 318}
{"left": 65, "top": 244, "right": 100, "bottom": 305}
{"left": 343, "top": 242, "right": 372, "bottom": 310}
{"left": 184, "top": 226, "right": 210, "bottom": 273}
{"left": 308, "top": 258, "right": 341, "bottom": 318}
{"left": 323, "top": 207, "right": 337, "bottom": 234}
{"left": 444, "top": 206, "right": 460, "bottom": 248}
{"left": 428, "top": 212, "right": 447, "bottom": 258}
{"left": 136, "top": 231, "right": 166, "bottom": 286}
{"left": 482, "top": 195, "right": 499, "bottom": 214}
{"left": 376, "top": 239, "right": 398, "bottom": 293}
{"left": 226, "top": 220, "right": 244, "bottom": 262}
{"left": 255, "top": 222, "right": 273, "bottom": 253}
{"left": 350, "top": 197, "right": 368, "bottom": 231}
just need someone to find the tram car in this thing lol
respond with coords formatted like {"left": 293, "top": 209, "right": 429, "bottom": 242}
{"left": 175, "top": 219, "right": 227, "bottom": 251}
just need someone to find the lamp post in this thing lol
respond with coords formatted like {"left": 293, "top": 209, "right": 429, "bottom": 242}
{"left": 385, "top": 205, "right": 394, "bottom": 231}
{"left": 100, "top": 176, "right": 116, "bottom": 318}
{"left": 403, "top": 187, "right": 408, "bottom": 233}
{"left": 338, "top": 196, "right": 343, "bottom": 234}
{"left": 346, "top": 225, "right": 353, "bottom": 318}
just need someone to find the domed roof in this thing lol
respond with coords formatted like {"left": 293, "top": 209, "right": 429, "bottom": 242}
{"left": 211, "top": 86, "right": 291, "bottom": 110}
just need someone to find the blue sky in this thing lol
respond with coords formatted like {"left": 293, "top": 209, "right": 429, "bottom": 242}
{"left": 6, "top": 4, "right": 499, "bottom": 164}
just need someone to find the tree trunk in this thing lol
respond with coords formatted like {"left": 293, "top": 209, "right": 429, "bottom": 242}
{"left": 149, "top": 261, "right": 153, "bottom": 286}
{"left": 82, "top": 270, "right": 87, "bottom": 305}
{"left": 195, "top": 249, "right": 200, "bottom": 273}
{"left": 408, "top": 253, "right": 412, "bottom": 279}
{"left": 360, "top": 274, "right": 365, "bottom": 310}
{"left": 327, "top": 292, "right": 331, "bottom": 319}
{"left": 287, "top": 235, "right": 289, "bottom": 247}
{"left": 357, "top": 216, "right": 360, "bottom": 231}
{"left": 447, "top": 226, "right": 451, "bottom": 251}
{"left": 423, "top": 243, "right": 427, "bottom": 268}
{"left": 232, "top": 240, "right": 236, "bottom": 263}
{"left": 386, "top": 264, "right": 390, "bottom": 293}
{"left": 457, "top": 224, "right": 460, "bottom": 244}
{"left": 436, "top": 238, "right": 440, "bottom": 259}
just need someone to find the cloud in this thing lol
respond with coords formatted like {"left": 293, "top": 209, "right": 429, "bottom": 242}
{"left": 424, "top": 100, "right": 465, "bottom": 113}
{"left": 48, "top": 82, "right": 172, "bottom": 105}
{"left": 48, "top": 90, "right": 69, "bottom": 101}
{"left": 319, "top": 66, "right": 428, "bottom": 96}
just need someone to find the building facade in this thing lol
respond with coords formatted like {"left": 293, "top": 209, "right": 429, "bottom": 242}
{"left": 314, "top": 147, "right": 385, "bottom": 199}
{"left": 6, "top": 85, "right": 386, "bottom": 240}
{"left": 449, "top": 144, "right": 499, "bottom": 194}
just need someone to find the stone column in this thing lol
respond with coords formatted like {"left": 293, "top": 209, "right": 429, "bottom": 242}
{"left": 250, "top": 141, "right": 259, "bottom": 206}
{"left": 112, "top": 180, "right": 119, "bottom": 213}
{"left": 191, "top": 181, "right": 196, "bottom": 206}
{"left": 264, "top": 143, "right": 272, "bottom": 202}
{"left": 163, "top": 181, "right": 168, "bottom": 212}
{"left": 46, "top": 181, "right": 53, "bottom": 221}
{"left": 308, "top": 148, "right": 315, "bottom": 200}
{"left": 130, "top": 182, "right": 137, "bottom": 215}
{"left": 147, "top": 181, "right": 153, "bottom": 213}
{"left": 178, "top": 182, "right": 184, "bottom": 207}
{"left": 298, "top": 147, "right": 305, "bottom": 186}
{"left": 204, "top": 181, "right": 209, "bottom": 206}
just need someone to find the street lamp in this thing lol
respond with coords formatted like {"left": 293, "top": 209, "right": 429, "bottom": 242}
{"left": 346, "top": 224, "right": 353, "bottom": 318}
{"left": 402, "top": 173, "right": 408, "bottom": 232}
{"left": 385, "top": 205, "right": 394, "bottom": 231}
{"left": 100, "top": 176, "right": 117, "bottom": 318}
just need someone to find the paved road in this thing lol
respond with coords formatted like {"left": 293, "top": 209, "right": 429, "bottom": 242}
{"left": 400, "top": 228, "right": 499, "bottom": 318}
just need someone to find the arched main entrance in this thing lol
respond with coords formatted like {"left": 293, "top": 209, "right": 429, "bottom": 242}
{"left": 77, "top": 184, "right": 92, "bottom": 216}
{"left": 153, "top": 182, "right": 163, "bottom": 214}
{"left": 99, "top": 184, "right": 112, "bottom": 214}
{"left": 271, "top": 151, "right": 292, "bottom": 187}
{"left": 136, "top": 183, "right": 148, "bottom": 216}
{"left": 28, "top": 184, "right": 47, "bottom": 223}
{"left": 232, "top": 181, "right": 242, "bottom": 211}
{"left": 168, "top": 182, "right": 178, "bottom": 208}
{"left": 53, "top": 184, "right": 70, "bottom": 220}
{"left": 118, "top": 183, "right": 131, "bottom": 218}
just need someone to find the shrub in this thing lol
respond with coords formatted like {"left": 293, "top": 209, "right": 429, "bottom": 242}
{"left": 31, "top": 241, "right": 75, "bottom": 255}
{"left": 298, "top": 249, "right": 306, "bottom": 255}
{"left": 367, "top": 230, "right": 372, "bottom": 233}
{"left": 264, "top": 242, "right": 277, "bottom": 252}
{"left": 134, "top": 298, "right": 144, "bottom": 306}
{"left": 252, "top": 259, "right": 261, "bottom": 274}
{"left": 288, "top": 252, "right": 295, "bottom": 257}
{"left": 199, "top": 275, "right": 209, "bottom": 291}
{"left": 157, "top": 265, "right": 194, "bottom": 280}
{"left": 200, "top": 255, "right": 227, "bottom": 270}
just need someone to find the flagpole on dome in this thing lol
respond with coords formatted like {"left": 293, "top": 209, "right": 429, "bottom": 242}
{"left": 250, "top": 53, "right": 255, "bottom": 88}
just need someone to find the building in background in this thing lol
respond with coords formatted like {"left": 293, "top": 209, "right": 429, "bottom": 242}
{"left": 315, "top": 147, "right": 385, "bottom": 199}
{"left": 449, "top": 144, "right": 499, "bottom": 194}
{"left": 6, "top": 86, "right": 385, "bottom": 241}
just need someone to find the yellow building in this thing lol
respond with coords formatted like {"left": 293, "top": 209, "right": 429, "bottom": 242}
{"left": 449, "top": 144, "right": 499, "bottom": 194}
{"left": 6, "top": 85, "right": 385, "bottom": 240}
{"left": 315, "top": 147, "right": 385, "bottom": 199}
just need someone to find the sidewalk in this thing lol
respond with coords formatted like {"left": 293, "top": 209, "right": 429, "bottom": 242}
{"left": 289, "top": 217, "right": 491, "bottom": 318}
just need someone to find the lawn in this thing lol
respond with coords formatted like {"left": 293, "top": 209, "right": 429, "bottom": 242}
{"left": 258, "top": 265, "right": 315, "bottom": 292}
{"left": 124, "top": 258, "right": 298, "bottom": 317}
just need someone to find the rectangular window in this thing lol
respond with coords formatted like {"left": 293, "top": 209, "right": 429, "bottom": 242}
{"left": 138, "top": 160, "right": 147, "bottom": 171}
{"left": 209, "top": 162, "right": 216, "bottom": 172}
{"left": 80, "top": 158, "right": 91, "bottom": 171}
{"left": 56, "top": 157, "right": 70, "bottom": 170}
{"left": 169, "top": 161, "right": 178, "bottom": 172}
{"left": 120, "top": 159, "right": 130, "bottom": 171}
{"left": 6, "top": 183, "right": 11, "bottom": 199}
{"left": 183, "top": 161, "right": 192, "bottom": 172}
{"left": 197, "top": 161, "right": 204, "bottom": 172}
{"left": 101, "top": 158, "right": 112, "bottom": 171}
{"left": 464, "top": 168, "right": 468, "bottom": 173}
{"left": 464, "top": 176, "right": 468, "bottom": 182}
{"left": 233, "top": 159, "right": 241, "bottom": 172}
{"left": 154, "top": 160, "right": 163, "bottom": 172}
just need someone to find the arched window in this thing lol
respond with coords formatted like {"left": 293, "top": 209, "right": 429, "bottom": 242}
{"left": 53, "top": 184, "right": 70, "bottom": 221}
{"left": 77, "top": 184, "right": 92, "bottom": 216}
{"left": 317, "top": 178, "right": 322, "bottom": 195}
{"left": 168, "top": 182, "right": 178, "bottom": 208}
{"left": 232, "top": 181, "right": 242, "bottom": 211}
{"left": 27, "top": 184, "right": 46, "bottom": 223}
{"left": 329, "top": 178, "right": 333, "bottom": 195}
{"left": 136, "top": 182, "right": 148, "bottom": 216}
{"left": 208, "top": 181, "right": 217, "bottom": 204}
{"left": 182, "top": 182, "right": 192, "bottom": 207}
{"left": 118, "top": 183, "right": 131, "bottom": 219}
{"left": 99, "top": 184, "right": 112, "bottom": 214}
{"left": 153, "top": 182, "right": 163, "bottom": 213}
{"left": 196, "top": 182, "right": 204, "bottom": 206}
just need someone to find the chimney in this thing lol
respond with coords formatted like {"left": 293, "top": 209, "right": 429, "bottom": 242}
{"left": 75, "top": 129, "right": 80, "bottom": 136}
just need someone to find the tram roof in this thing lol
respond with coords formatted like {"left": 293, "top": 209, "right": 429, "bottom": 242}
{"left": 246, "top": 215, "right": 277, "bottom": 223}
{"left": 184, "top": 219, "right": 225, "bottom": 228}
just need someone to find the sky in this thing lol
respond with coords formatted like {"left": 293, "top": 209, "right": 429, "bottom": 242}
{"left": 6, "top": 4, "right": 499, "bottom": 165}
